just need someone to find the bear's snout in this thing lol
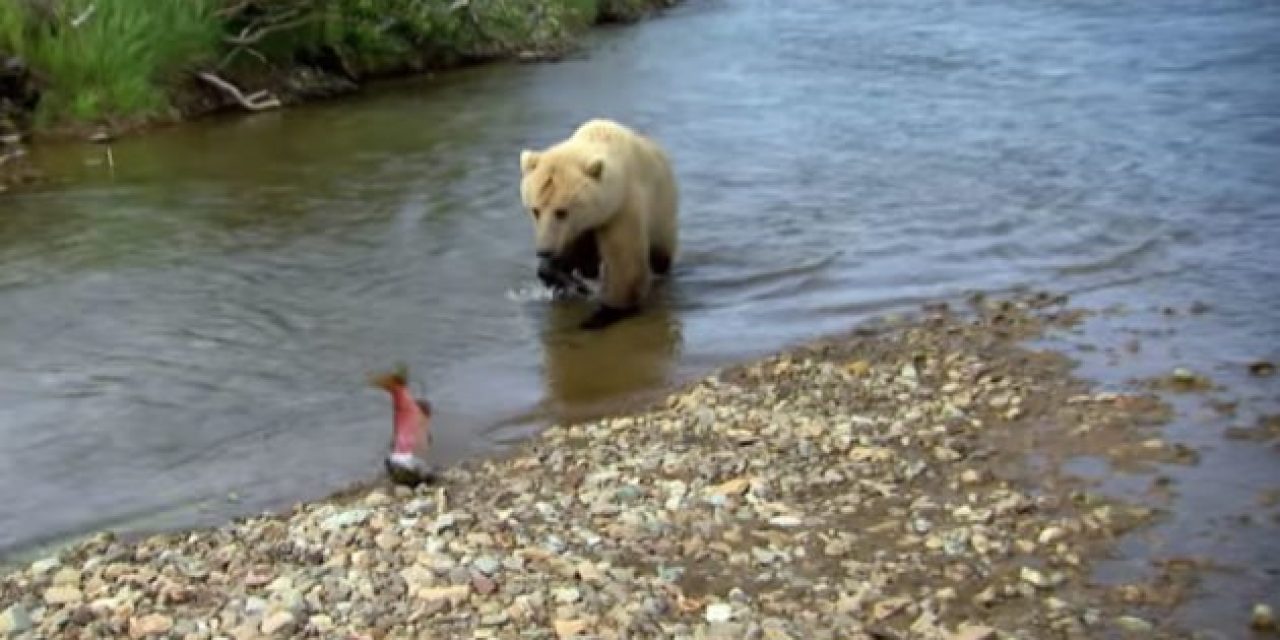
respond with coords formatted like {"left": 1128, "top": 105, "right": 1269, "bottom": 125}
{"left": 536, "top": 256, "right": 559, "bottom": 280}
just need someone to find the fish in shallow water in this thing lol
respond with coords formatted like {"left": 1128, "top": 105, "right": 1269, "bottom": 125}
{"left": 369, "top": 364, "right": 437, "bottom": 486}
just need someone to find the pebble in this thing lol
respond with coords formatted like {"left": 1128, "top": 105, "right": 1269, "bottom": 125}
{"left": 1037, "top": 526, "right": 1065, "bottom": 545}
{"left": 321, "top": 508, "right": 370, "bottom": 530}
{"left": 553, "top": 618, "right": 589, "bottom": 638}
{"left": 1115, "top": 615, "right": 1153, "bottom": 633}
{"left": 419, "top": 585, "right": 471, "bottom": 606}
{"left": 29, "top": 557, "right": 60, "bottom": 575}
{"left": 472, "top": 573, "right": 498, "bottom": 595}
{"left": 873, "top": 597, "right": 910, "bottom": 621}
{"left": 473, "top": 556, "right": 501, "bottom": 576}
{"left": 1020, "top": 566, "right": 1054, "bottom": 589}
{"left": 0, "top": 604, "right": 33, "bottom": 634}
{"left": 706, "top": 603, "right": 733, "bottom": 623}
{"left": 51, "top": 566, "right": 80, "bottom": 587}
{"left": 554, "top": 587, "right": 582, "bottom": 604}
{"left": 260, "top": 610, "right": 296, "bottom": 634}
{"left": 768, "top": 515, "right": 803, "bottom": 528}
{"left": 364, "top": 490, "right": 392, "bottom": 507}
{"left": 950, "top": 624, "right": 997, "bottom": 640}
{"left": 309, "top": 614, "right": 334, "bottom": 632}
{"left": 481, "top": 610, "right": 510, "bottom": 626}
{"left": 128, "top": 613, "right": 174, "bottom": 638}
{"left": 244, "top": 596, "right": 269, "bottom": 615}
{"left": 1252, "top": 604, "right": 1276, "bottom": 631}
{"left": 43, "top": 585, "right": 83, "bottom": 605}
{"left": 374, "top": 531, "right": 401, "bottom": 551}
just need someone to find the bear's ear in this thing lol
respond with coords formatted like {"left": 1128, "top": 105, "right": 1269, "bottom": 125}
{"left": 520, "top": 150, "right": 540, "bottom": 174}
{"left": 585, "top": 157, "right": 605, "bottom": 180}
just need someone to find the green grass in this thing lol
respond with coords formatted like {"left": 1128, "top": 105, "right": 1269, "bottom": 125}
{"left": 1, "top": 0, "right": 222, "bottom": 126}
{"left": 0, "top": 0, "right": 666, "bottom": 131}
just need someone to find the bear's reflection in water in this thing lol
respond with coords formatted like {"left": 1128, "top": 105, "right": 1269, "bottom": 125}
{"left": 536, "top": 294, "right": 684, "bottom": 425}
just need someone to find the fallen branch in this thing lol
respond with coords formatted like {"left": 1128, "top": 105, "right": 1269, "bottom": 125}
{"left": 196, "top": 72, "right": 282, "bottom": 111}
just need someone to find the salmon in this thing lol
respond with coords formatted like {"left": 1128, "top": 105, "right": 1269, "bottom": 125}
{"left": 369, "top": 363, "right": 437, "bottom": 486}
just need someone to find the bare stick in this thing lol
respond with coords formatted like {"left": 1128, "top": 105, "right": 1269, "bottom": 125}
{"left": 216, "top": 0, "right": 251, "bottom": 19}
{"left": 71, "top": 3, "right": 96, "bottom": 28}
{"left": 196, "top": 72, "right": 282, "bottom": 111}
{"left": 224, "top": 13, "right": 313, "bottom": 46}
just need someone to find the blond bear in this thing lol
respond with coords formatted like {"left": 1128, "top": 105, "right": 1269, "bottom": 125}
{"left": 519, "top": 118, "right": 679, "bottom": 330}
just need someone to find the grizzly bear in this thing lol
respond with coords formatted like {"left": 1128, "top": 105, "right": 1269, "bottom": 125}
{"left": 518, "top": 118, "right": 679, "bottom": 330}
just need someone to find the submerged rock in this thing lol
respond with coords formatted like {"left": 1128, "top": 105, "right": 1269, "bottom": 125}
{"left": 1252, "top": 604, "right": 1276, "bottom": 631}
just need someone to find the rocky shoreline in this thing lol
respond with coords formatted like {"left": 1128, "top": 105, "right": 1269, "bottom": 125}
{"left": 0, "top": 293, "right": 1235, "bottom": 639}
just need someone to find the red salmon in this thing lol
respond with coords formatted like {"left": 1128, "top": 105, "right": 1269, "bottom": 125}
{"left": 369, "top": 364, "right": 437, "bottom": 486}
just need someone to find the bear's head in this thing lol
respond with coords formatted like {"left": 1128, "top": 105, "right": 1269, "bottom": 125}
{"left": 518, "top": 146, "right": 623, "bottom": 261}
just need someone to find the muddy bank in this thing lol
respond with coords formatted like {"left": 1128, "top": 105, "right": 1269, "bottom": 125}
{"left": 1, "top": 292, "right": 1260, "bottom": 639}
{"left": 0, "top": 56, "right": 40, "bottom": 192}
{"left": 0, "top": 143, "right": 39, "bottom": 193}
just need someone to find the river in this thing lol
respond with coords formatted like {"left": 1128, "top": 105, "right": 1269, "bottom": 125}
{"left": 2, "top": 0, "right": 1278, "bottom": 628}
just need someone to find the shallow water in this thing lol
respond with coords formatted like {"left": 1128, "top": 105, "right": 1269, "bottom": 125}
{"left": 2, "top": 0, "right": 1278, "bottom": 628}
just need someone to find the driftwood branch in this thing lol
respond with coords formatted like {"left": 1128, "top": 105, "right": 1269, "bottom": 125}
{"left": 196, "top": 72, "right": 282, "bottom": 111}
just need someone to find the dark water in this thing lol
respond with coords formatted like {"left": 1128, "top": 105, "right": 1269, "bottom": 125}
{"left": 2, "top": 0, "right": 1279, "bottom": 629}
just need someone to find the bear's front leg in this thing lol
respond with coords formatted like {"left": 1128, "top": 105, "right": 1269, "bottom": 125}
{"left": 580, "top": 231, "right": 650, "bottom": 331}
{"left": 580, "top": 304, "right": 640, "bottom": 331}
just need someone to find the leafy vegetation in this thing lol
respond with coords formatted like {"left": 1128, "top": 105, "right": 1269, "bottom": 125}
{"left": 1, "top": 0, "right": 221, "bottom": 126}
{"left": 0, "top": 0, "right": 668, "bottom": 131}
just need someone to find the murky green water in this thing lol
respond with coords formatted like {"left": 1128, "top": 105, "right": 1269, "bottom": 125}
{"left": 2, "top": 0, "right": 1278, "bottom": 629}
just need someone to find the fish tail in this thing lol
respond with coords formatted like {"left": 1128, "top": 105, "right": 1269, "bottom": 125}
{"left": 368, "top": 362, "right": 410, "bottom": 391}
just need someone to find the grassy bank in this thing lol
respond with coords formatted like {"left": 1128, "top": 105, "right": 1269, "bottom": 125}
{"left": 0, "top": 0, "right": 675, "bottom": 140}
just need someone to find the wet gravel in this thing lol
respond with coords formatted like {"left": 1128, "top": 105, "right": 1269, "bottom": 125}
{"left": 0, "top": 293, "right": 1241, "bottom": 639}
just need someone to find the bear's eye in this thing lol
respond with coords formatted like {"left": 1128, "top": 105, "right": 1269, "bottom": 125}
{"left": 531, "top": 208, "right": 540, "bottom": 219}
{"left": 554, "top": 208, "right": 568, "bottom": 221}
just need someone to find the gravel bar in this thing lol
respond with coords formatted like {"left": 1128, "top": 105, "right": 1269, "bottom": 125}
{"left": 1, "top": 293, "right": 1200, "bottom": 639}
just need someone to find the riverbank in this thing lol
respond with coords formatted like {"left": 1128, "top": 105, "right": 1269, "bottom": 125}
{"left": 0, "top": 0, "right": 678, "bottom": 191}
{"left": 2, "top": 292, "right": 1258, "bottom": 639}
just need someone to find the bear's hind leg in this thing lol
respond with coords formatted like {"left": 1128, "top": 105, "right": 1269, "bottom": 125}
{"left": 648, "top": 247, "right": 672, "bottom": 276}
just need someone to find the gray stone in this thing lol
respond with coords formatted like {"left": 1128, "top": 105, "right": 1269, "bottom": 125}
{"left": 0, "top": 604, "right": 33, "bottom": 635}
